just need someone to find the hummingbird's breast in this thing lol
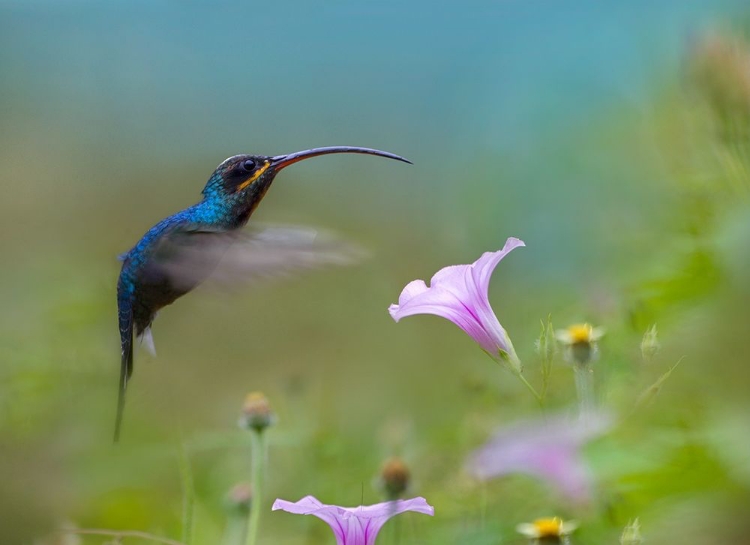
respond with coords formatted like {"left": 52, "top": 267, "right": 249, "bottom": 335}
{"left": 118, "top": 196, "right": 260, "bottom": 333}
{"left": 119, "top": 207, "right": 209, "bottom": 332}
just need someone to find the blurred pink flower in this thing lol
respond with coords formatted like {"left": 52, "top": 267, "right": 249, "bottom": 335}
{"left": 272, "top": 495, "right": 434, "bottom": 545}
{"left": 388, "top": 237, "right": 525, "bottom": 371}
{"left": 465, "top": 412, "right": 611, "bottom": 503}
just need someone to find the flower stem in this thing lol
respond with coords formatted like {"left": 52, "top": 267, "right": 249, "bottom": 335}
{"left": 514, "top": 371, "right": 543, "bottom": 407}
{"left": 487, "top": 350, "right": 544, "bottom": 407}
{"left": 178, "top": 443, "right": 195, "bottom": 545}
{"left": 573, "top": 364, "right": 595, "bottom": 423}
{"left": 222, "top": 516, "right": 247, "bottom": 545}
{"left": 245, "top": 430, "right": 266, "bottom": 545}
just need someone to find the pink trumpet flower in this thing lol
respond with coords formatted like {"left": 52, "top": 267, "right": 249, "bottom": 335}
{"left": 389, "top": 237, "right": 525, "bottom": 372}
{"left": 466, "top": 412, "right": 611, "bottom": 503}
{"left": 272, "top": 495, "right": 434, "bottom": 545}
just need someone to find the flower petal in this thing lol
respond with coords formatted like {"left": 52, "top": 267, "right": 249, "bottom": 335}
{"left": 469, "top": 442, "right": 594, "bottom": 502}
{"left": 389, "top": 284, "right": 505, "bottom": 354}
{"left": 272, "top": 495, "right": 325, "bottom": 515}
{"left": 273, "top": 496, "right": 349, "bottom": 544}
{"left": 389, "top": 278, "right": 507, "bottom": 356}
{"left": 430, "top": 264, "right": 511, "bottom": 354}
{"left": 465, "top": 412, "right": 611, "bottom": 503}
{"left": 470, "top": 237, "right": 525, "bottom": 297}
{"left": 388, "top": 239, "right": 523, "bottom": 360}
{"left": 273, "top": 496, "right": 434, "bottom": 545}
{"left": 346, "top": 497, "right": 434, "bottom": 544}
{"left": 516, "top": 523, "right": 542, "bottom": 538}
{"left": 429, "top": 264, "right": 473, "bottom": 295}
{"left": 389, "top": 282, "right": 471, "bottom": 322}
{"left": 349, "top": 496, "right": 435, "bottom": 519}
{"left": 396, "top": 279, "right": 429, "bottom": 306}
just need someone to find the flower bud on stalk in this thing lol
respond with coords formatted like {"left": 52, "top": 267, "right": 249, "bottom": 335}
{"left": 238, "top": 392, "right": 274, "bottom": 545}
{"left": 239, "top": 392, "right": 275, "bottom": 433}
{"left": 556, "top": 323, "right": 604, "bottom": 421}
{"left": 378, "top": 457, "right": 411, "bottom": 500}
{"left": 225, "top": 483, "right": 253, "bottom": 517}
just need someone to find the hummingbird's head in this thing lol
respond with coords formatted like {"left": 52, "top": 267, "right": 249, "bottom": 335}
{"left": 201, "top": 146, "right": 411, "bottom": 216}
{"left": 201, "top": 154, "right": 275, "bottom": 202}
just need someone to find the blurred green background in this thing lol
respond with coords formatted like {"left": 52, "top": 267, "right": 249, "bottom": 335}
{"left": 3, "top": 1, "right": 750, "bottom": 543}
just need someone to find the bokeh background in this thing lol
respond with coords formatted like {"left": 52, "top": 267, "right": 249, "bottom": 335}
{"left": 3, "top": 1, "right": 750, "bottom": 543}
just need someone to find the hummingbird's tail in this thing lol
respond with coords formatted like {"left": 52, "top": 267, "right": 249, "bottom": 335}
{"left": 115, "top": 292, "right": 134, "bottom": 443}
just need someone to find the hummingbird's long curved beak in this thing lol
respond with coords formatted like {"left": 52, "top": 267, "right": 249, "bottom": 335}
{"left": 270, "top": 146, "right": 412, "bottom": 171}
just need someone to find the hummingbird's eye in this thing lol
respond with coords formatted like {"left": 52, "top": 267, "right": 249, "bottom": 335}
{"left": 241, "top": 159, "right": 256, "bottom": 172}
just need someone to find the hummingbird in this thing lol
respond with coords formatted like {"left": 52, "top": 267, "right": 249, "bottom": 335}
{"left": 115, "top": 146, "right": 410, "bottom": 441}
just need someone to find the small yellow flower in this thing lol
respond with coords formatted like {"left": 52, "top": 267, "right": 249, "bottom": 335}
{"left": 516, "top": 517, "right": 578, "bottom": 542}
{"left": 556, "top": 323, "right": 605, "bottom": 366}
{"left": 556, "top": 323, "right": 605, "bottom": 345}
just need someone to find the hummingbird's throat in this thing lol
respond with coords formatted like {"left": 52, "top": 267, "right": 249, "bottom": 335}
{"left": 236, "top": 161, "right": 271, "bottom": 193}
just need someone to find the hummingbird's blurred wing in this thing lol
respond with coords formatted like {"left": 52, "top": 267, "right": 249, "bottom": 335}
{"left": 151, "top": 225, "right": 367, "bottom": 291}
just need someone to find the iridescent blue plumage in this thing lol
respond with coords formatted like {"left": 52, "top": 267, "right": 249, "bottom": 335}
{"left": 113, "top": 146, "right": 411, "bottom": 441}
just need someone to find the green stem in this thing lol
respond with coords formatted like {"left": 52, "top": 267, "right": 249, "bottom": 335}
{"left": 222, "top": 516, "right": 247, "bottom": 545}
{"left": 485, "top": 349, "right": 544, "bottom": 407}
{"left": 393, "top": 514, "right": 402, "bottom": 545}
{"left": 178, "top": 443, "right": 195, "bottom": 545}
{"left": 246, "top": 430, "right": 266, "bottom": 545}
{"left": 514, "top": 371, "right": 543, "bottom": 407}
{"left": 479, "top": 483, "right": 487, "bottom": 528}
{"left": 573, "top": 364, "right": 595, "bottom": 423}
